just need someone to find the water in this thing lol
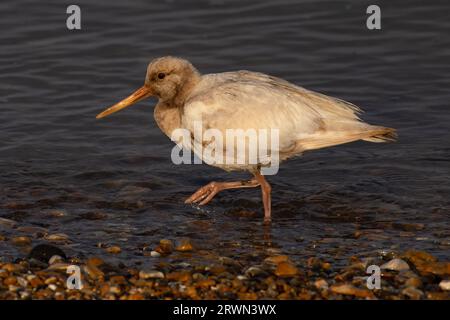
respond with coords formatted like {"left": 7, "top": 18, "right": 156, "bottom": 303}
{"left": 1, "top": 0, "right": 449, "bottom": 268}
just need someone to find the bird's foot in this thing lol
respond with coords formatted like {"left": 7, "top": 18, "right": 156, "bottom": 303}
{"left": 185, "top": 182, "right": 221, "bottom": 206}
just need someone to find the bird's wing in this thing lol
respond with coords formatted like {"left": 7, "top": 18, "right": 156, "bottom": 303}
{"left": 182, "top": 71, "right": 365, "bottom": 157}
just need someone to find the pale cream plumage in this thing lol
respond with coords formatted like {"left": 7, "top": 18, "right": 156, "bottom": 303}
{"left": 97, "top": 56, "right": 396, "bottom": 222}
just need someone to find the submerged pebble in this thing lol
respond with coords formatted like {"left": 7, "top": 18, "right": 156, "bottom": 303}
{"left": 11, "top": 236, "right": 31, "bottom": 246}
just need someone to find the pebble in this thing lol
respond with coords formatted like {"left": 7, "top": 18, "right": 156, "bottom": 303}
{"left": 28, "top": 244, "right": 67, "bottom": 263}
{"left": 49, "top": 255, "right": 64, "bottom": 265}
{"left": 439, "top": 280, "right": 450, "bottom": 291}
{"left": 381, "top": 258, "right": 410, "bottom": 271}
{"left": 48, "top": 210, "right": 66, "bottom": 217}
{"left": 157, "top": 239, "right": 173, "bottom": 254}
{"left": 0, "top": 217, "right": 17, "bottom": 228}
{"left": 245, "top": 266, "right": 267, "bottom": 278}
{"left": 175, "top": 239, "right": 194, "bottom": 252}
{"left": 150, "top": 251, "right": 161, "bottom": 257}
{"left": 330, "top": 284, "right": 374, "bottom": 299}
{"left": 139, "top": 270, "right": 164, "bottom": 279}
{"left": 314, "top": 279, "right": 329, "bottom": 290}
{"left": 275, "top": 262, "right": 298, "bottom": 277}
{"left": 11, "top": 236, "right": 32, "bottom": 246}
{"left": 264, "top": 255, "right": 289, "bottom": 265}
{"left": 106, "top": 246, "right": 122, "bottom": 254}
{"left": 404, "top": 276, "right": 422, "bottom": 288}
{"left": 45, "top": 233, "right": 70, "bottom": 242}
{"left": 402, "top": 286, "right": 423, "bottom": 300}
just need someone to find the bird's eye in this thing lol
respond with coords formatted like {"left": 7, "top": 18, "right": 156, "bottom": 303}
{"left": 157, "top": 72, "right": 166, "bottom": 79}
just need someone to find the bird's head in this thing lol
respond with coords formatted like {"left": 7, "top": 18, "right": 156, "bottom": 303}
{"left": 96, "top": 56, "right": 200, "bottom": 119}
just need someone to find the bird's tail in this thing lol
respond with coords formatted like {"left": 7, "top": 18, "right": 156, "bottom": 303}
{"left": 299, "top": 124, "right": 397, "bottom": 151}
{"left": 362, "top": 126, "right": 397, "bottom": 143}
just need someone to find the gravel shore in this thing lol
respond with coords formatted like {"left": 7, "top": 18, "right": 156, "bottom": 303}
{"left": 0, "top": 238, "right": 448, "bottom": 300}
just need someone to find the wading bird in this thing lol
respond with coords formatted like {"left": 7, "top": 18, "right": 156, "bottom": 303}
{"left": 96, "top": 56, "right": 396, "bottom": 222}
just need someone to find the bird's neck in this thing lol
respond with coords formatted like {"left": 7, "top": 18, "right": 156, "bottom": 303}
{"left": 172, "top": 72, "right": 201, "bottom": 109}
{"left": 154, "top": 72, "right": 201, "bottom": 138}
{"left": 153, "top": 101, "right": 183, "bottom": 138}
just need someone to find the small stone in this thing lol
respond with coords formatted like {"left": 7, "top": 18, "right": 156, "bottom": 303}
{"left": 48, "top": 284, "right": 57, "bottom": 291}
{"left": 11, "top": 236, "right": 31, "bottom": 246}
{"left": 404, "top": 277, "right": 422, "bottom": 288}
{"left": 196, "top": 279, "right": 215, "bottom": 288}
{"left": 403, "top": 250, "right": 437, "bottom": 264}
{"left": 46, "top": 263, "right": 71, "bottom": 271}
{"left": 106, "top": 246, "right": 122, "bottom": 254}
{"left": 150, "top": 251, "right": 161, "bottom": 257}
{"left": 314, "top": 279, "right": 329, "bottom": 290}
{"left": 87, "top": 257, "right": 104, "bottom": 267}
{"left": 426, "top": 291, "right": 450, "bottom": 300}
{"left": 402, "top": 286, "right": 423, "bottom": 300}
{"left": 245, "top": 266, "right": 267, "bottom": 278}
{"left": 275, "top": 262, "right": 298, "bottom": 277}
{"left": 330, "top": 284, "right": 374, "bottom": 299}
{"left": 238, "top": 292, "right": 258, "bottom": 300}
{"left": 264, "top": 255, "right": 289, "bottom": 265}
{"left": 0, "top": 217, "right": 17, "bottom": 228}
{"left": 166, "top": 271, "right": 191, "bottom": 282}
{"left": 29, "top": 244, "right": 67, "bottom": 263}
{"left": 4, "top": 276, "right": 17, "bottom": 286}
{"left": 45, "top": 233, "right": 70, "bottom": 242}
{"left": 439, "top": 280, "right": 450, "bottom": 291}
{"left": 175, "top": 239, "right": 194, "bottom": 252}
{"left": 2, "top": 263, "right": 22, "bottom": 273}
{"left": 139, "top": 270, "right": 164, "bottom": 279}
{"left": 156, "top": 239, "right": 173, "bottom": 254}
{"left": 128, "top": 293, "right": 145, "bottom": 300}
{"left": 381, "top": 258, "right": 410, "bottom": 271}
{"left": 49, "top": 255, "right": 64, "bottom": 265}
{"left": 48, "top": 210, "right": 66, "bottom": 217}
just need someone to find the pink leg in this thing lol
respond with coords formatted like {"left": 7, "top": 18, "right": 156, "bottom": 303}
{"left": 185, "top": 178, "right": 260, "bottom": 206}
{"left": 253, "top": 171, "right": 272, "bottom": 223}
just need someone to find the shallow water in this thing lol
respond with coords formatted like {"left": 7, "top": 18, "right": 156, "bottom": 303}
{"left": 1, "top": 0, "right": 449, "bottom": 269}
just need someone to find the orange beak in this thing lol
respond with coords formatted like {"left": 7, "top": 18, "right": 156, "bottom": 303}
{"left": 96, "top": 86, "right": 154, "bottom": 119}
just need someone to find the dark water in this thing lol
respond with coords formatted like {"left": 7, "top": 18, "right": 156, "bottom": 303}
{"left": 1, "top": 0, "right": 449, "bottom": 268}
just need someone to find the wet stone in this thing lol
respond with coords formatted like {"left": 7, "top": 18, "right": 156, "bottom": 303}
{"left": 275, "top": 262, "right": 298, "bottom": 277}
{"left": 45, "top": 233, "right": 70, "bottom": 242}
{"left": 402, "top": 286, "right": 424, "bottom": 300}
{"left": 156, "top": 239, "right": 173, "bottom": 255}
{"left": 381, "top": 258, "right": 410, "bottom": 271}
{"left": 11, "top": 236, "right": 32, "bottom": 246}
{"left": 28, "top": 244, "right": 66, "bottom": 263}
{"left": 314, "top": 279, "right": 329, "bottom": 290}
{"left": 264, "top": 255, "right": 289, "bottom": 265}
{"left": 49, "top": 255, "right": 64, "bottom": 265}
{"left": 330, "top": 284, "right": 374, "bottom": 299}
{"left": 48, "top": 210, "right": 66, "bottom": 218}
{"left": 245, "top": 266, "right": 267, "bottom": 278}
{"left": 0, "top": 217, "right": 17, "bottom": 228}
{"left": 139, "top": 270, "right": 164, "bottom": 279}
{"left": 106, "top": 246, "right": 122, "bottom": 254}
{"left": 175, "top": 238, "right": 194, "bottom": 252}
{"left": 439, "top": 280, "right": 450, "bottom": 291}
